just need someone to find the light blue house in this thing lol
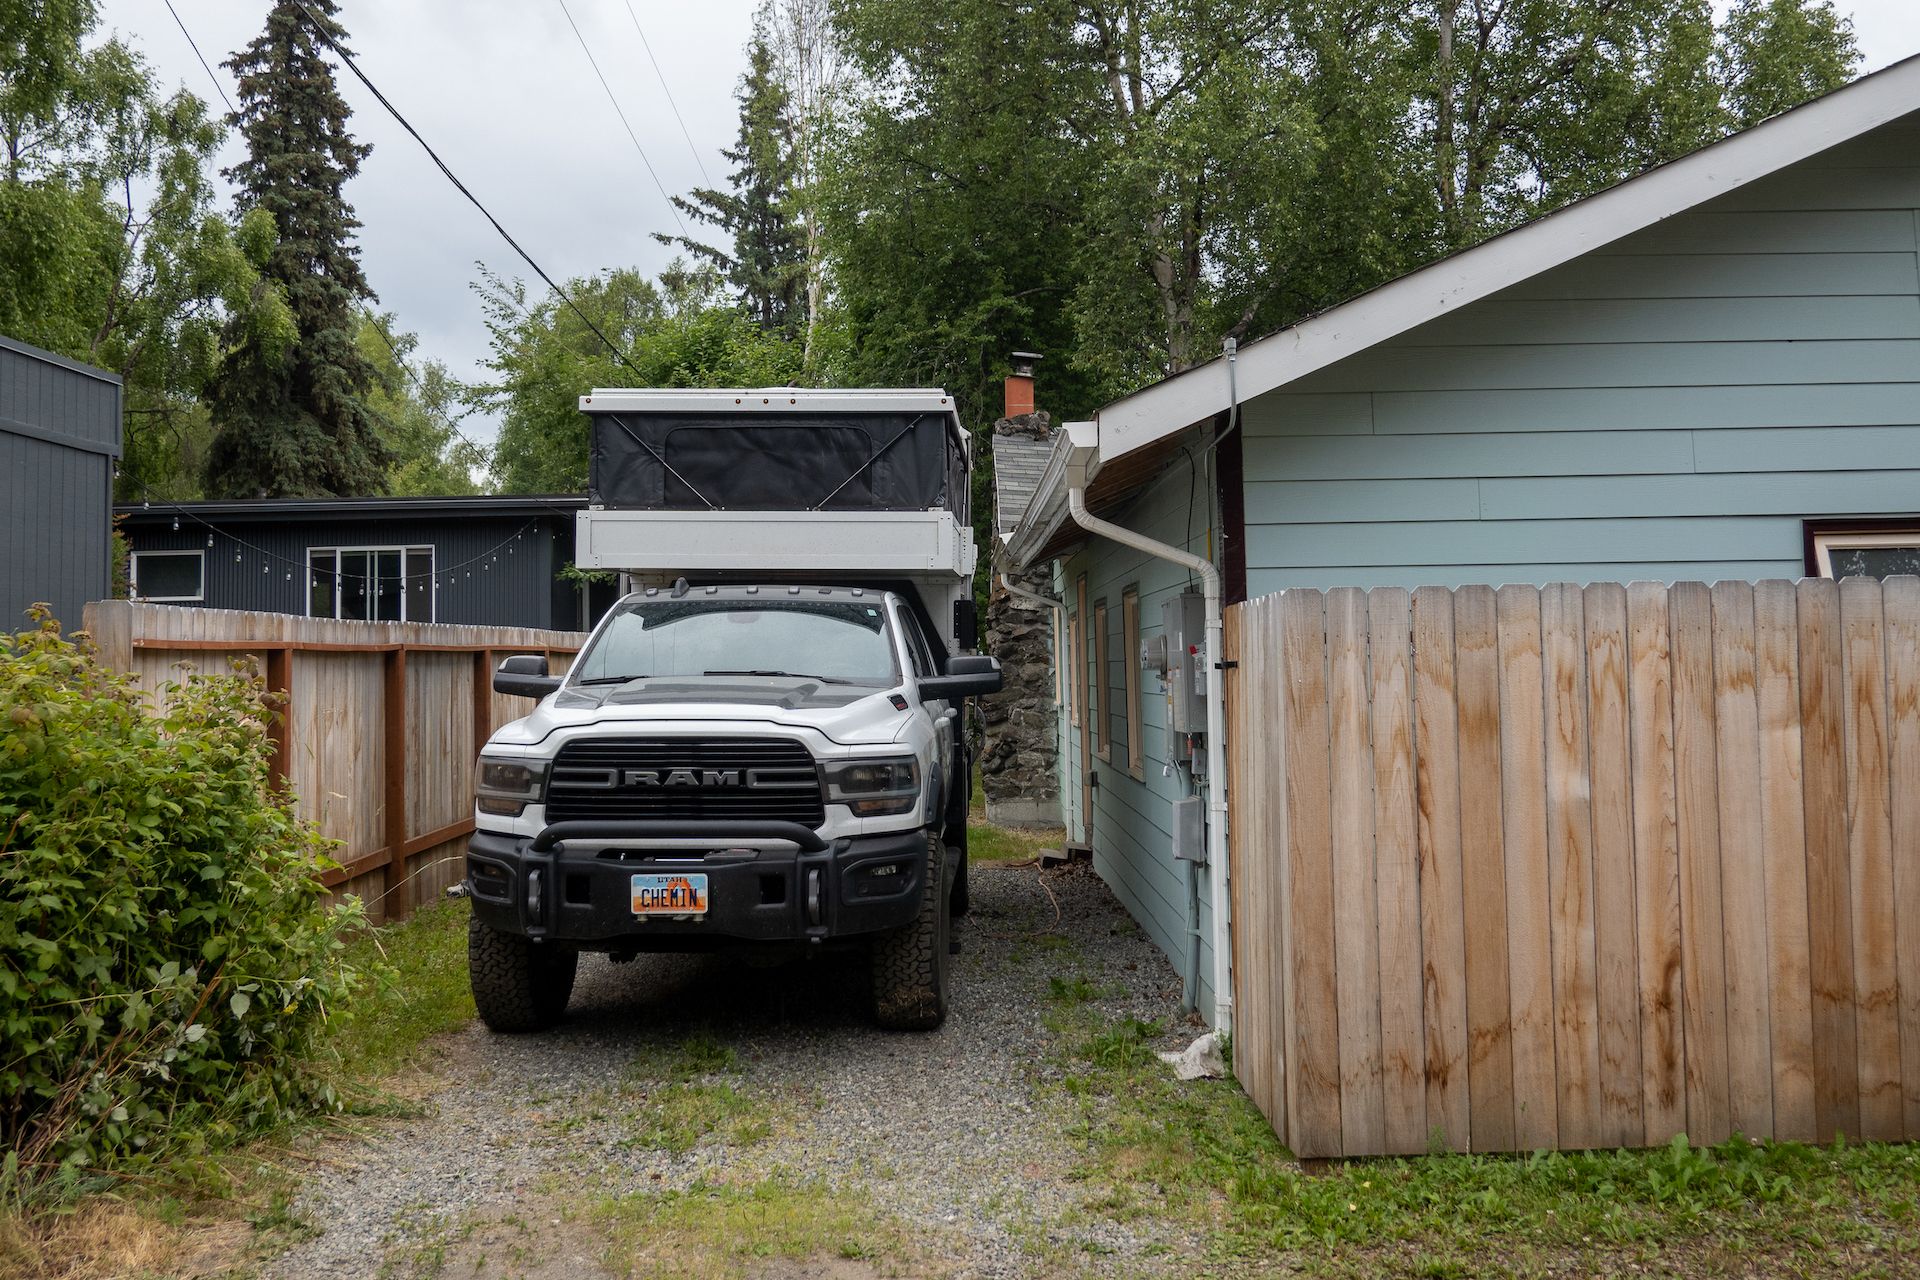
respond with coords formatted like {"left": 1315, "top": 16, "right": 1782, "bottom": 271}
{"left": 997, "top": 54, "right": 1920, "bottom": 1031}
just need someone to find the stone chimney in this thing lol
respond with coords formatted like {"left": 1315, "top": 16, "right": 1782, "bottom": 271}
{"left": 980, "top": 353, "right": 1061, "bottom": 829}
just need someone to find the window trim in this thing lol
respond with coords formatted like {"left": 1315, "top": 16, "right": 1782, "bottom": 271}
{"left": 1094, "top": 599, "right": 1112, "bottom": 763}
{"left": 306, "top": 544, "right": 436, "bottom": 623}
{"left": 1806, "top": 520, "right": 1920, "bottom": 579}
{"left": 129, "top": 549, "right": 205, "bottom": 603}
{"left": 1122, "top": 587, "right": 1144, "bottom": 780}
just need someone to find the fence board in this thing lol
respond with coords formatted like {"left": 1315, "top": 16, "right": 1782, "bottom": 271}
{"left": 1412, "top": 586, "right": 1470, "bottom": 1151}
{"left": 1328, "top": 588, "right": 1387, "bottom": 1154}
{"left": 1626, "top": 583, "right": 1687, "bottom": 1145}
{"left": 1798, "top": 579, "right": 1861, "bottom": 1140}
{"left": 1839, "top": 577, "right": 1903, "bottom": 1140}
{"left": 1754, "top": 581, "right": 1817, "bottom": 1141}
{"left": 1583, "top": 583, "right": 1643, "bottom": 1148}
{"left": 1261, "top": 595, "right": 1295, "bottom": 1143}
{"left": 1883, "top": 576, "right": 1920, "bottom": 1139}
{"left": 1671, "top": 582, "right": 1732, "bottom": 1144}
{"left": 1496, "top": 584, "right": 1558, "bottom": 1150}
{"left": 1542, "top": 583, "right": 1602, "bottom": 1148}
{"left": 1281, "top": 590, "right": 1343, "bottom": 1157}
{"left": 1712, "top": 581, "right": 1774, "bottom": 1139}
{"left": 1455, "top": 585, "right": 1515, "bottom": 1152}
{"left": 1369, "top": 589, "right": 1426, "bottom": 1154}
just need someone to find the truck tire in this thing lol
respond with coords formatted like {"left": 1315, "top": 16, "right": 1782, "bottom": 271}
{"left": 468, "top": 916, "right": 577, "bottom": 1032}
{"left": 871, "top": 833, "right": 950, "bottom": 1030}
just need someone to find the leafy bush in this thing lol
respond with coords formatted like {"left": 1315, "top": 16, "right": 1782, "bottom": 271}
{"left": 0, "top": 611, "right": 361, "bottom": 1196}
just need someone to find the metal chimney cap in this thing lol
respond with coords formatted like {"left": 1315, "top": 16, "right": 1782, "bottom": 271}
{"left": 1009, "top": 351, "right": 1043, "bottom": 376}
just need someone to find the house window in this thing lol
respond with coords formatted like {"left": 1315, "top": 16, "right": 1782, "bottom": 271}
{"left": 307, "top": 546, "right": 435, "bottom": 623}
{"left": 129, "top": 550, "right": 204, "bottom": 602}
{"left": 1809, "top": 524, "right": 1920, "bottom": 580}
{"left": 1122, "top": 587, "right": 1143, "bottom": 780}
{"left": 1066, "top": 607, "right": 1082, "bottom": 728}
{"left": 1095, "top": 600, "right": 1112, "bottom": 763}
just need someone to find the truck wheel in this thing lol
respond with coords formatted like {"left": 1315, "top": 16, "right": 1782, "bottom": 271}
{"left": 871, "top": 833, "right": 950, "bottom": 1030}
{"left": 468, "top": 916, "right": 577, "bottom": 1032}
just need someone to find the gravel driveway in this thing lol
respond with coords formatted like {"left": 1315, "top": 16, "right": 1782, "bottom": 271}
{"left": 266, "top": 860, "right": 1204, "bottom": 1279}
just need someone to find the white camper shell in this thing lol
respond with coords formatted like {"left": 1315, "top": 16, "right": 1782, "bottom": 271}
{"left": 573, "top": 388, "right": 977, "bottom": 654}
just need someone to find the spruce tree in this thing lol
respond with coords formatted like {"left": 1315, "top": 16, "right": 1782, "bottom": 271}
{"left": 203, "top": 0, "right": 391, "bottom": 497}
{"left": 656, "top": 35, "right": 806, "bottom": 332}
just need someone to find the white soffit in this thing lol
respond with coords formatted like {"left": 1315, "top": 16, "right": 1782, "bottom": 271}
{"left": 1095, "top": 53, "right": 1920, "bottom": 460}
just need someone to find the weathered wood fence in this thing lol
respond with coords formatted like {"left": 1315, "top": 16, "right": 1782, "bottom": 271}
{"left": 82, "top": 602, "right": 586, "bottom": 922}
{"left": 1224, "top": 579, "right": 1920, "bottom": 1157}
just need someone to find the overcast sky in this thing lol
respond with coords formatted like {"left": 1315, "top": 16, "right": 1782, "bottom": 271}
{"left": 101, "top": 1, "right": 1920, "bottom": 448}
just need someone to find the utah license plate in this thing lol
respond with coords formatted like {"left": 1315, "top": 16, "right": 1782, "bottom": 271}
{"left": 630, "top": 872, "right": 708, "bottom": 917}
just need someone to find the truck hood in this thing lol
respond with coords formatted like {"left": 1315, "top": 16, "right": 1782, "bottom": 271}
{"left": 488, "top": 676, "right": 912, "bottom": 748}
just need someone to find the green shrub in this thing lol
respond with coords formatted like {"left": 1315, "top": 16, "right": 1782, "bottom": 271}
{"left": 0, "top": 611, "right": 362, "bottom": 1196}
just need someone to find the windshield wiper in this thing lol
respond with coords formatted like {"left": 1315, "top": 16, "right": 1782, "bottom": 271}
{"left": 703, "top": 669, "right": 851, "bottom": 684}
{"left": 573, "top": 674, "right": 649, "bottom": 686}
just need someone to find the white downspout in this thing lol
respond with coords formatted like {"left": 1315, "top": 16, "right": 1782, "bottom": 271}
{"left": 1065, "top": 483, "right": 1232, "bottom": 1035}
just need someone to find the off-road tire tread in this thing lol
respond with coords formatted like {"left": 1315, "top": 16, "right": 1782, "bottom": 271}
{"left": 871, "top": 833, "right": 950, "bottom": 1030}
{"left": 468, "top": 916, "right": 577, "bottom": 1032}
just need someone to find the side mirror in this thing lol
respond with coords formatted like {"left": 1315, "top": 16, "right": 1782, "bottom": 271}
{"left": 919, "top": 654, "right": 1003, "bottom": 700}
{"left": 494, "top": 653, "right": 560, "bottom": 699}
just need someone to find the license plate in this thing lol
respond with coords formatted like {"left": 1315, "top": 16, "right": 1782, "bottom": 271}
{"left": 630, "top": 872, "right": 708, "bottom": 917}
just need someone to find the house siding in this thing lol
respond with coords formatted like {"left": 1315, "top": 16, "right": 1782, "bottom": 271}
{"left": 0, "top": 336, "right": 120, "bottom": 630}
{"left": 1056, "top": 474, "right": 1223, "bottom": 1016}
{"left": 118, "top": 514, "right": 581, "bottom": 630}
{"left": 1239, "top": 117, "right": 1920, "bottom": 594}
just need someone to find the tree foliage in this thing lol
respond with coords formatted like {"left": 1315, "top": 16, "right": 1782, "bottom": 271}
{"left": 656, "top": 33, "right": 807, "bottom": 334}
{"left": 356, "top": 313, "right": 486, "bottom": 496}
{"left": 203, "top": 0, "right": 390, "bottom": 498}
{"left": 0, "top": 0, "right": 294, "bottom": 502}
{"left": 477, "top": 267, "right": 804, "bottom": 494}
{"left": 819, "top": 0, "right": 1862, "bottom": 417}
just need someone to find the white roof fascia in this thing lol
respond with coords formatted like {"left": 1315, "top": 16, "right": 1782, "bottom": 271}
{"left": 1094, "top": 54, "right": 1920, "bottom": 460}
{"left": 580, "top": 387, "right": 970, "bottom": 459}
{"left": 1003, "top": 427, "right": 1085, "bottom": 569}
{"left": 1004, "top": 421, "right": 1102, "bottom": 569}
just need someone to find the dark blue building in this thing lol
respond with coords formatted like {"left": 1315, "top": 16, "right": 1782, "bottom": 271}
{"left": 116, "top": 495, "right": 614, "bottom": 632}
{"left": 1, "top": 335, "right": 122, "bottom": 631}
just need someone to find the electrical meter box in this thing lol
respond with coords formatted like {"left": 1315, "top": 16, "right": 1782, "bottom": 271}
{"left": 1162, "top": 592, "right": 1207, "bottom": 735}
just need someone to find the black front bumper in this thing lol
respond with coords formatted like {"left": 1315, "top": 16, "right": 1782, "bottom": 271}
{"left": 465, "top": 824, "right": 929, "bottom": 949}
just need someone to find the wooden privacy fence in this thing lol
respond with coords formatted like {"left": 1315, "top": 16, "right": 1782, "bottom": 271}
{"left": 1224, "top": 579, "right": 1920, "bottom": 1158}
{"left": 82, "top": 601, "right": 586, "bottom": 922}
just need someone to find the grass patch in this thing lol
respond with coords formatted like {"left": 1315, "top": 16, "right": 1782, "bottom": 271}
{"left": 317, "top": 899, "right": 476, "bottom": 1082}
{"left": 1047, "top": 1009, "right": 1920, "bottom": 1275}
{"left": 592, "top": 1177, "right": 940, "bottom": 1279}
{"left": 621, "top": 1034, "right": 780, "bottom": 1153}
{"left": 968, "top": 767, "right": 1064, "bottom": 865}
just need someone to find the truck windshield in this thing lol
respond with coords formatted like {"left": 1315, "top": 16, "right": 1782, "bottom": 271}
{"left": 571, "top": 599, "right": 898, "bottom": 687}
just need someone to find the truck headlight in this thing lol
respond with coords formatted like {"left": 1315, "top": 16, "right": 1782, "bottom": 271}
{"left": 476, "top": 755, "right": 548, "bottom": 817}
{"left": 824, "top": 757, "right": 920, "bottom": 817}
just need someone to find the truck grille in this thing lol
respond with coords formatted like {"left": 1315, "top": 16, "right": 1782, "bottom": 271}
{"left": 543, "top": 738, "right": 825, "bottom": 827}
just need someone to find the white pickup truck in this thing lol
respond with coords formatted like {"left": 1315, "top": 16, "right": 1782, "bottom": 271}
{"left": 463, "top": 390, "right": 1000, "bottom": 1032}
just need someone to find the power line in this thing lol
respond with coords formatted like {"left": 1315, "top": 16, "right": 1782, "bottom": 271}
{"left": 285, "top": 0, "right": 642, "bottom": 376}
{"left": 164, "top": 0, "right": 234, "bottom": 114}
{"left": 620, "top": 0, "right": 714, "bottom": 189}
{"left": 554, "top": 0, "right": 690, "bottom": 238}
